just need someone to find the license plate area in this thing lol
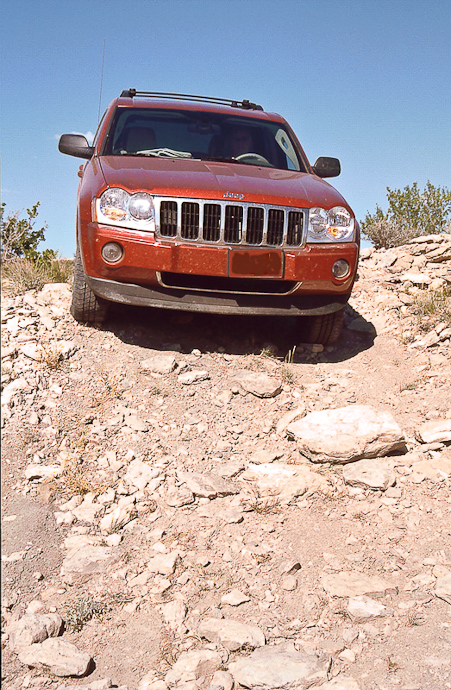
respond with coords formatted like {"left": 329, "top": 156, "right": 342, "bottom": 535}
{"left": 228, "top": 249, "right": 284, "bottom": 278}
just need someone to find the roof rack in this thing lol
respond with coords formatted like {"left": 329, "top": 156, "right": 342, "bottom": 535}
{"left": 119, "top": 89, "right": 264, "bottom": 111}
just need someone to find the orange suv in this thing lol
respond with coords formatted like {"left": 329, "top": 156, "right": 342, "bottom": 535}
{"left": 59, "top": 90, "right": 359, "bottom": 344}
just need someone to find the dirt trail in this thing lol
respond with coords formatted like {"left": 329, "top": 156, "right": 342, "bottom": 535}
{"left": 1, "top": 237, "right": 451, "bottom": 690}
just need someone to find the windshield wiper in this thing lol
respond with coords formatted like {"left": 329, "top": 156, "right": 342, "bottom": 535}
{"left": 128, "top": 148, "right": 193, "bottom": 159}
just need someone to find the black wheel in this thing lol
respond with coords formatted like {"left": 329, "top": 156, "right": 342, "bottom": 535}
{"left": 299, "top": 308, "right": 344, "bottom": 346}
{"left": 70, "top": 246, "right": 109, "bottom": 325}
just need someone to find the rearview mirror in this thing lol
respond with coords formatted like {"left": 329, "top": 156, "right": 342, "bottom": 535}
{"left": 58, "top": 134, "right": 94, "bottom": 160}
{"left": 312, "top": 157, "right": 341, "bottom": 178}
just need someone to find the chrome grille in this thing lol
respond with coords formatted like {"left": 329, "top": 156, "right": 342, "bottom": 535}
{"left": 155, "top": 197, "right": 305, "bottom": 247}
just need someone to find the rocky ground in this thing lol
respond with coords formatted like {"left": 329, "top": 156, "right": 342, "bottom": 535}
{"left": 1, "top": 233, "right": 451, "bottom": 690}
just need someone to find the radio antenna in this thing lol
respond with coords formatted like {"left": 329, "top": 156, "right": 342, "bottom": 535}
{"left": 97, "top": 38, "right": 106, "bottom": 122}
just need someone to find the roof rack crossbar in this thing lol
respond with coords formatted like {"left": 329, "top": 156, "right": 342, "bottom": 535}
{"left": 120, "top": 89, "right": 263, "bottom": 111}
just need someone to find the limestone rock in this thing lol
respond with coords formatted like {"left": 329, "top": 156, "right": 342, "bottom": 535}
{"left": 347, "top": 595, "right": 388, "bottom": 622}
{"left": 221, "top": 589, "right": 250, "bottom": 606}
{"left": 435, "top": 573, "right": 451, "bottom": 605}
{"left": 160, "top": 599, "right": 187, "bottom": 630}
{"left": 60, "top": 546, "right": 121, "bottom": 585}
{"left": 124, "top": 459, "right": 162, "bottom": 491}
{"left": 241, "top": 462, "right": 328, "bottom": 501}
{"left": 342, "top": 459, "right": 396, "bottom": 491}
{"left": 146, "top": 552, "right": 179, "bottom": 576}
{"left": 233, "top": 369, "right": 282, "bottom": 398}
{"left": 165, "top": 649, "right": 222, "bottom": 685}
{"left": 322, "top": 571, "right": 395, "bottom": 597}
{"left": 178, "top": 370, "right": 210, "bottom": 385}
{"left": 18, "top": 638, "right": 92, "bottom": 677}
{"left": 198, "top": 617, "right": 265, "bottom": 651}
{"left": 208, "top": 670, "right": 234, "bottom": 690}
{"left": 178, "top": 471, "right": 237, "bottom": 499}
{"left": 287, "top": 405, "right": 406, "bottom": 463}
{"left": 418, "top": 419, "right": 451, "bottom": 444}
{"left": 8, "top": 613, "right": 63, "bottom": 652}
{"left": 228, "top": 643, "right": 327, "bottom": 689}
{"left": 141, "top": 354, "right": 177, "bottom": 374}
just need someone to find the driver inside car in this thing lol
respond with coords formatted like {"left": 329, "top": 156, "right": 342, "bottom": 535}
{"left": 223, "top": 127, "right": 254, "bottom": 158}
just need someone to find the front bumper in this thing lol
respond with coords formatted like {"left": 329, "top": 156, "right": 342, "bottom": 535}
{"left": 87, "top": 275, "right": 351, "bottom": 316}
{"left": 81, "top": 222, "right": 359, "bottom": 315}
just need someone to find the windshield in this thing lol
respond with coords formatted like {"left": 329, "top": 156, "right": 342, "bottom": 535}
{"left": 102, "top": 107, "right": 306, "bottom": 172}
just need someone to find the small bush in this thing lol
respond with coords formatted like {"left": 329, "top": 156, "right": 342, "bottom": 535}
{"left": 0, "top": 202, "right": 73, "bottom": 295}
{"left": 65, "top": 596, "right": 110, "bottom": 631}
{"left": 413, "top": 286, "right": 451, "bottom": 324}
{"left": 362, "top": 181, "right": 451, "bottom": 248}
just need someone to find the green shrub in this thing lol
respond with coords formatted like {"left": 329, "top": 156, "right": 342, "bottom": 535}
{"left": 0, "top": 202, "right": 73, "bottom": 294}
{"left": 362, "top": 181, "right": 451, "bottom": 249}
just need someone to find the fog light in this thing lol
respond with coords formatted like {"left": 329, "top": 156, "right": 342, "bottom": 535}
{"left": 332, "top": 259, "right": 350, "bottom": 278}
{"left": 101, "top": 242, "right": 123, "bottom": 263}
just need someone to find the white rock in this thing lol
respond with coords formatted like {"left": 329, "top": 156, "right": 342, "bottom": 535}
{"left": 418, "top": 419, "right": 451, "bottom": 444}
{"left": 287, "top": 405, "right": 406, "bottom": 463}
{"left": 233, "top": 369, "right": 281, "bottom": 398}
{"left": 347, "top": 595, "right": 388, "bottom": 622}
{"left": 141, "top": 354, "right": 177, "bottom": 374}
{"left": 146, "top": 552, "right": 179, "bottom": 576}
{"left": 165, "top": 649, "right": 222, "bottom": 684}
{"left": 2, "top": 378, "right": 29, "bottom": 408}
{"left": 241, "top": 462, "right": 328, "bottom": 502}
{"left": 228, "top": 643, "right": 327, "bottom": 688}
{"left": 25, "top": 464, "right": 63, "bottom": 481}
{"left": 435, "top": 572, "right": 451, "bottom": 605}
{"left": 160, "top": 599, "right": 187, "bottom": 630}
{"left": 276, "top": 406, "right": 306, "bottom": 435}
{"left": 178, "top": 370, "right": 210, "bottom": 385}
{"left": 124, "top": 459, "right": 161, "bottom": 491}
{"left": 99, "top": 504, "right": 135, "bottom": 533}
{"left": 208, "top": 670, "right": 234, "bottom": 690}
{"left": 221, "top": 589, "right": 250, "bottom": 606}
{"left": 60, "top": 546, "right": 122, "bottom": 585}
{"left": 322, "top": 572, "right": 395, "bottom": 598}
{"left": 342, "top": 459, "right": 396, "bottom": 491}
{"left": 18, "top": 638, "right": 92, "bottom": 677}
{"left": 400, "top": 272, "right": 432, "bottom": 285}
{"left": 8, "top": 614, "right": 63, "bottom": 652}
{"left": 197, "top": 617, "right": 265, "bottom": 651}
{"left": 178, "top": 471, "right": 237, "bottom": 499}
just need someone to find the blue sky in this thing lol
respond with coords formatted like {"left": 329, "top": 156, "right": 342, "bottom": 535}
{"left": 1, "top": 0, "right": 450, "bottom": 257}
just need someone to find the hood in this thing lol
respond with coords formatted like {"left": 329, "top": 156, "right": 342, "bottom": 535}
{"left": 98, "top": 156, "right": 350, "bottom": 211}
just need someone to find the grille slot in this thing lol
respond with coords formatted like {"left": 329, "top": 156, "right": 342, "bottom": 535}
{"left": 203, "top": 204, "right": 221, "bottom": 242}
{"left": 181, "top": 202, "right": 200, "bottom": 240}
{"left": 155, "top": 198, "right": 305, "bottom": 247}
{"left": 160, "top": 201, "right": 178, "bottom": 237}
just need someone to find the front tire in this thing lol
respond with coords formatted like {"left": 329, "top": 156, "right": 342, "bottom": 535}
{"left": 70, "top": 247, "right": 108, "bottom": 325}
{"left": 299, "top": 308, "right": 344, "bottom": 346}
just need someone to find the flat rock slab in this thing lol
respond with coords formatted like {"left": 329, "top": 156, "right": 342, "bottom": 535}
{"left": 418, "top": 419, "right": 451, "bottom": 444}
{"left": 287, "top": 405, "right": 406, "bottom": 463}
{"left": 60, "top": 546, "right": 121, "bottom": 585}
{"left": 342, "top": 459, "right": 396, "bottom": 491}
{"left": 322, "top": 571, "right": 395, "bottom": 598}
{"left": 233, "top": 370, "right": 282, "bottom": 398}
{"left": 241, "top": 463, "right": 328, "bottom": 501}
{"left": 140, "top": 354, "right": 177, "bottom": 374}
{"left": 8, "top": 613, "right": 63, "bottom": 652}
{"left": 198, "top": 617, "right": 265, "bottom": 651}
{"left": 18, "top": 638, "right": 92, "bottom": 677}
{"left": 165, "top": 649, "right": 222, "bottom": 684}
{"left": 347, "top": 595, "right": 388, "bottom": 622}
{"left": 177, "top": 471, "right": 237, "bottom": 499}
{"left": 228, "top": 643, "right": 327, "bottom": 689}
{"left": 435, "top": 572, "right": 451, "bottom": 605}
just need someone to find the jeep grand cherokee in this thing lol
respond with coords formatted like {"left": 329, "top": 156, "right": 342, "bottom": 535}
{"left": 58, "top": 90, "right": 360, "bottom": 344}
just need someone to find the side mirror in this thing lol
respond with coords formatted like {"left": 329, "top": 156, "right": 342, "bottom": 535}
{"left": 58, "top": 134, "right": 94, "bottom": 160}
{"left": 312, "top": 157, "right": 341, "bottom": 178}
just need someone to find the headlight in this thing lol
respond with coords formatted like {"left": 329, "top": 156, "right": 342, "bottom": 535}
{"left": 96, "top": 188, "right": 155, "bottom": 231}
{"left": 307, "top": 206, "right": 354, "bottom": 242}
